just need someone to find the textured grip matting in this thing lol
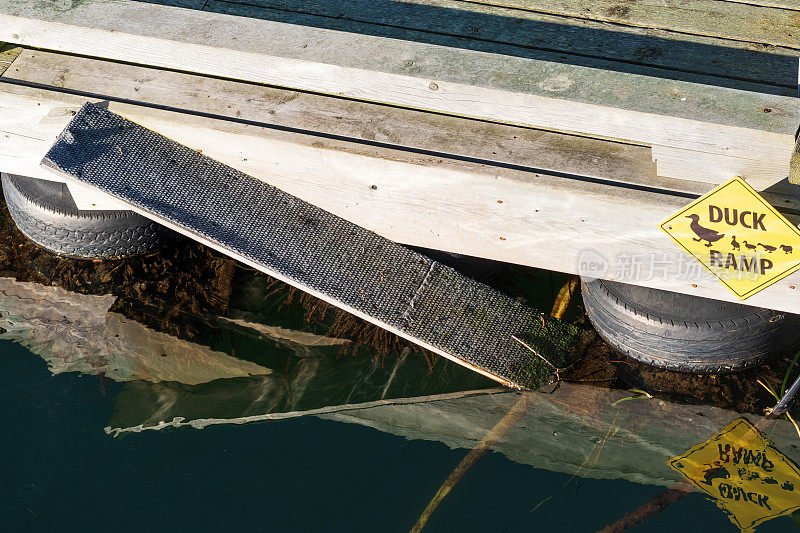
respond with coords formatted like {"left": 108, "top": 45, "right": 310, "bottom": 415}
{"left": 42, "top": 103, "right": 578, "bottom": 388}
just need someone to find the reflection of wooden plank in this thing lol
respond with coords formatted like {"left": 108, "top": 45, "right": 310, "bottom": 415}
{"left": 105, "top": 313, "right": 272, "bottom": 384}
{"left": 219, "top": 317, "right": 350, "bottom": 348}
{"left": 464, "top": 0, "right": 800, "bottom": 50}
{"left": 0, "top": 1, "right": 796, "bottom": 185}
{"left": 209, "top": 0, "right": 799, "bottom": 91}
{"left": 108, "top": 380, "right": 800, "bottom": 489}
{"left": 105, "top": 388, "right": 507, "bottom": 436}
{"left": 0, "top": 277, "right": 272, "bottom": 384}
{"left": 323, "top": 383, "right": 800, "bottom": 487}
{"left": 4, "top": 82, "right": 800, "bottom": 313}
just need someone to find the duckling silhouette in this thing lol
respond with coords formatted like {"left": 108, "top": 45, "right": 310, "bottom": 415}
{"left": 731, "top": 235, "right": 740, "bottom": 250}
{"left": 686, "top": 214, "right": 724, "bottom": 247}
{"left": 781, "top": 244, "right": 793, "bottom": 254}
{"left": 758, "top": 243, "right": 777, "bottom": 253}
{"left": 744, "top": 240, "right": 758, "bottom": 251}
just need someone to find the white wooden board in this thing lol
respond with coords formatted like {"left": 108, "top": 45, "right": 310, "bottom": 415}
{"left": 4, "top": 83, "right": 800, "bottom": 313}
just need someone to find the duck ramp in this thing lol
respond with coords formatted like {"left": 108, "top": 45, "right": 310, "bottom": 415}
{"left": 40, "top": 103, "right": 580, "bottom": 389}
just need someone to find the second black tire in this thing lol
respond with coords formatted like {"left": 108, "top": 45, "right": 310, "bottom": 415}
{"left": 2, "top": 173, "right": 169, "bottom": 259}
{"left": 582, "top": 277, "right": 800, "bottom": 372}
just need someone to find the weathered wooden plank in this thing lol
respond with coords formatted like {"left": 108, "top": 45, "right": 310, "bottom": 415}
{"left": 5, "top": 50, "right": 659, "bottom": 188}
{"left": 3, "top": 83, "right": 800, "bottom": 313}
{"left": 461, "top": 0, "right": 800, "bottom": 50}
{"left": 11, "top": 49, "right": 800, "bottom": 200}
{"left": 208, "top": 0, "right": 800, "bottom": 93}
{"left": 0, "top": 0, "right": 796, "bottom": 188}
{"left": 1, "top": 0, "right": 789, "bottom": 133}
{"left": 651, "top": 145, "right": 798, "bottom": 186}
{"left": 792, "top": 136, "right": 800, "bottom": 184}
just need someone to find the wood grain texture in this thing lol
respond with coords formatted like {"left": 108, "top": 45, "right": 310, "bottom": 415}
{"left": 3, "top": 82, "right": 800, "bottom": 313}
{"left": 460, "top": 0, "right": 800, "bottom": 49}
{"left": 7, "top": 48, "right": 799, "bottom": 213}
{"left": 0, "top": 2, "right": 796, "bottom": 186}
{"left": 12, "top": 49, "right": 800, "bottom": 197}
{"left": 209, "top": 0, "right": 800, "bottom": 93}
{"left": 6, "top": 50, "right": 659, "bottom": 188}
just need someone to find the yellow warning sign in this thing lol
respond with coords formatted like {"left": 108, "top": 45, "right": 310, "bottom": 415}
{"left": 669, "top": 418, "right": 800, "bottom": 532}
{"left": 661, "top": 177, "right": 800, "bottom": 299}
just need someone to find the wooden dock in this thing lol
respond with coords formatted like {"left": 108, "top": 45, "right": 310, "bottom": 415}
{"left": 0, "top": 0, "right": 799, "bottom": 311}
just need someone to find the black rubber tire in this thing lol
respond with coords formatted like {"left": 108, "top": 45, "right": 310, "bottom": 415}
{"left": 2, "top": 173, "right": 169, "bottom": 259}
{"left": 581, "top": 277, "right": 800, "bottom": 372}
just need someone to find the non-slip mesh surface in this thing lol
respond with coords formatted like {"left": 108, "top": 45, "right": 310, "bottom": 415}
{"left": 43, "top": 103, "right": 578, "bottom": 388}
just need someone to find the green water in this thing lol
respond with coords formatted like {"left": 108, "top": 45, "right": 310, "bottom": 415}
{"left": 0, "top": 270, "right": 798, "bottom": 533}
{"left": 0, "top": 228, "right": 798, "bottom": 531}
{"left": 0, "top": 340, "right": 760, "bottom": 533}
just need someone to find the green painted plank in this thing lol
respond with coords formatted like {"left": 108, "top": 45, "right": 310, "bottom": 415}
{"left": 194, "top": 0, "right": 799, "bottom": 137}
{"left": 208, "top": 0, "right": 799, "bottom": 94}
{"left": 463, "top": 0, "right": 800, "bottom": 49}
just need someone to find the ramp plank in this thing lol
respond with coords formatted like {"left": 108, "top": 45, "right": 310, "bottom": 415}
{"left": 41, "top": 103, "right": 583, "bottom": 389}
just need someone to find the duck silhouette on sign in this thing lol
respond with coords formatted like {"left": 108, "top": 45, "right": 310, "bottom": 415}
{"left": 744, "top": 240, "right": 758, "bottom": 251}
{"left": 686, "top": 214, "right": 724, "bottom": 247}
{"left": 758, "top": 243, "right": 777, "bottom": 253}
{"left": 780, "top": 244, "right": 793, "bottom": 254}
{"left": 701, "top": 465, "right": 730, "bottom": 486}
{"left": 731, "top": 235, "right": 740, "bottom": 250}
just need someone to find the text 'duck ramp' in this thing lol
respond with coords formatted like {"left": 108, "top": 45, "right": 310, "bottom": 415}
{"left": 41, "top": 103, "right": 580, "bottom": 389}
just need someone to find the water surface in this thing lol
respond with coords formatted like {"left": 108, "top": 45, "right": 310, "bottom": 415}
{"left": 1, "top": 206, "right": 799, "bottom": 532}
